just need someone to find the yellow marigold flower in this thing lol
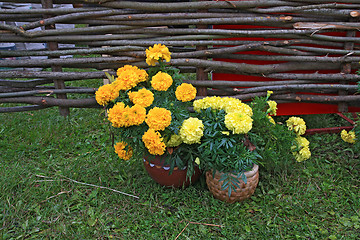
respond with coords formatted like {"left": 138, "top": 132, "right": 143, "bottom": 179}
{"left": 224, "top": 112, "right": 253, "bottom": 134}
{"left": 292, "top": 136, "right": 311, "bottom": 162}
{"left": 142, "top": 128, "right": 166, "bottom": 155}
{"left": 107, "top": 102, "right": 132, "bottom": 128}
{"left": 128, "top": 88, "right": 154, "bottom": 107}
{"left": 195, "top": 157, "right": 200, "bottom": 165}
{"left": 267, "top": 115, "right": 276, "bottom": 125}
{"left": 293, "top": 146, "right": 311, "bottom": 162}
{"left": 286, "top": 117, "right": 306, "bottom": 136}
{"left": 295, "top": 136, "right": 310, "bottom": 148}
{"left": 179, "top": 117, "right": 204, "bottom": 144}
{"left": 145, "top": 44, "right": 171, "bottom": 66}
{"left": 267, "top": 90, "right": 274, "bottom": 98}
{"left": 175, "top": 83, "right": 197, "bottom": 102}
{"left": 267, "top": 100, "right": 277, "bottom": 116}
{"left": 166, "top": 134, "right": 183, "bottom": 147}
{"left": 341, "top": 130, "right": 356, "bottom": 144}
{"left": 151, "top": 71, "right": 173, "bottom": 91}
{"left": 223, "top": 100, "right": 253, "bottom": 116}
{"left": 222, "top": 131, "right": 230, "bottom": 135}
{"left": 145, "top": 107, "right": 172, "bottom": 131}
{"left": 193, "top": 96, "right": 222, "bottom": 112}
{"left": 95, "top": 84, "right": 119, "bottom": 106}
{"left": 114, "top": 141, "right": 133, "bottom": 161}
{"left": 129, "top": 104, "right": 146, "bottom": 126}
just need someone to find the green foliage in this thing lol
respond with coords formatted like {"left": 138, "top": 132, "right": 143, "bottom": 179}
{"left": 249, "top": 97, "right": 298, "bottom": 171}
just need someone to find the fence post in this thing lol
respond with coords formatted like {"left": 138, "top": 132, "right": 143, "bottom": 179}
{"left": 195, "top": 0, "right": 208, "bottom": 96}
{"left": 41, "top": 0, "right": 70, "bottom": 117}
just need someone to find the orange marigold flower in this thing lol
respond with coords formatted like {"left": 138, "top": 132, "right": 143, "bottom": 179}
{"left": 151, "top": 71, "right": 173, "bottom": 91}
{"left": 145, "top": 107, "right": 172, "bottom": 131}
{"left": 113, "top": 65, "right": 148, "bottom": 91}
{"left": 107, "top": 102, "right": 132, "bottom": 128}
{"left": 175, "top": 83, "right": 197, "bottom": 102}
{"left": 128, "top": 88, "right": 154, "bottom": 107}
{"left": 145, "top": 44, "right": 171, "bottom": 66}
{"left": 142, "top": 128, "right": 166, "bottom": 155}
{"left": 113, "top": 70, "right": 140, "bottom": 91}
{"left": 128, "top": 104, "right": 147, "bottom": 126}
{"left": 95, "top": 84, "right": 119, "bottom": 106}
{"left": 114, "top": 141, "right": 133, "bottom": 161}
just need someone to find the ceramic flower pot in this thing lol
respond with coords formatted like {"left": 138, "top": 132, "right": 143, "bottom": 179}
{"left": 206, "top": 164, "right": 259, "bottom": 203}
{"left": 143, "top": 154, "right": 201, "bottom": 188}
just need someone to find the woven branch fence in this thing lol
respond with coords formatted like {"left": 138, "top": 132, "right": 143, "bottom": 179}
{"left": 0, "top": 0, "right": 359, "bottom": 115}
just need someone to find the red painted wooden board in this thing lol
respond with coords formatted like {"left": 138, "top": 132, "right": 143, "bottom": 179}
{"left": 212, "top": 1, "right": 360, "bottom": 116}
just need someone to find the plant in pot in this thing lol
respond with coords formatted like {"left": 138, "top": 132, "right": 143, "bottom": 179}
{"left": 191, "top": 93, "right": 311, "bottom": 203}
{"left": 95, "top": 44, "right": 200, "bottom": 188}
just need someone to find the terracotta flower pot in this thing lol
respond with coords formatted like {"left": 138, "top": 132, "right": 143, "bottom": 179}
{"left": 143, "top": 154, "right": 201, "bottom": 188}
{"left": 206, "top": 164, "right": 259, "bottom": 203}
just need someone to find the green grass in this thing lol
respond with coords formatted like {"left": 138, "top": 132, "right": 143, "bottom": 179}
{"left": 0, "top": 108, "right": 359, "bottom": 239}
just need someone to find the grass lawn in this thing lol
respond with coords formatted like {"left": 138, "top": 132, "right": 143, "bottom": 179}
{"left": 0, "top": 107, "right": 359, "bottom": 239}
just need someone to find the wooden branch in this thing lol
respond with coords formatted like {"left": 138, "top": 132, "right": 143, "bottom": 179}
{"left": 101, "top": 1, "right": 299, "bottom": 11}
{"left": 0, "top": 88, "right": 96, "bottom": 98}
{"left": 265, "top": 73, "right": 360, "bottom": 81}
{"left": 215, "top": 54, "right": 360, "bottom": 63}
{"left": 0, "top": 71, "right": 109, "bottom": 81}
{"left": 232, "top": 84, "right": 358, "bottom": 94}
{"left": 0, "top": 105, "right": 49, "bottom": 113}
{"left": 0, "top": 96, "right": 100, "bottom": 108}
{"left": 272, "top": 93, "right": 360, "bottom": 103}
{"left": 294, "top": 22, "right": 360, "bottom": 30}
{"left": 185, "top": 80, "right": 315, "bottom": 87}
{"left": 0, "top": 56, "right": 138, "bottom": 68}
{"left": 170, "top": 58, "right": 341, "bottom": 75}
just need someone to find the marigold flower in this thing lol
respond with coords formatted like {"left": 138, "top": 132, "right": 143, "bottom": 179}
{"left": 128, "top": 104, "right": 147, "bottom": 126}
{"left": 128, "top": 88, "right": 154, "bottom": 107}
{"left": 113, "top": 70, "right": 140, "bottom": 91}
{"left": 175, "top": 83, "right": 197, "bottom": 102}
{"left": 166, "top": 134, "right": 183, "bottom": 147}
{"left": 116, "top": 65, "right": 148, "bottom": 83}
{"left": 267, "top": 115, "right": 276, "bottom": 125}
{"left": 151, "top": 71, "right": 173, "bottom": 91}
{"left": 145, "top": 107, "right": 172, "bottom": 131}
{"left": 267, "top": 100, "right": 277, "bottom": 116}
{"left": 292, "top": 136, "right": 311, "bottom": 162}
{"left": 95, "top": 84, "right": 119, "bottom": 106}
{"left": 341, "top": 130, "right": 356, "bottom": 144}
{"left": 114, "top": 141, "right": 133, "bottom": 161}
{"left": 107, "top": 102, "right": 132, "bottom": 128}
{"left": 223, "top": 100, "right": 253, "bottom": 116}
{"left": 195, "top": 157, "right": 200, "bottom": 165}
{"left": 142, "top": 128, "right": 166, "bottom": 155}
{"left": 145, "top": 44, "right": 171, "bottom": 66}
{"left": 113, "top": 65, "right": 148, "bottom": 91}
{"left": 179, "top": 117, "right": 204, "bottom": 144}
{"left": 286, "top": 117, "right": 306, "bottom": 136}
{"left": 293, "top": 146, "right": 311, "bottom": 162}
{"left": 224, "top": 112, "right": 253, "bottom": 134}
{"left": 193, "top": 96, "right": 222, "bottom": 112}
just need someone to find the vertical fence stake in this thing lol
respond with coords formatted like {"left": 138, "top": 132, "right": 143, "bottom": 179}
{"left": 338, "top": 18, "right": 357, "bottom": 113}
{"left": 41, "top": 0, "right": 70, "bottom": 117}
{"left": 196, "top": 1, "right": 208, "bottom": 96}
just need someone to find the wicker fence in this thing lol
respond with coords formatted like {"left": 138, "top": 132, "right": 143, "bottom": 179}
{"left": 0, "top": 0, "right": 359, "bottom": 115}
